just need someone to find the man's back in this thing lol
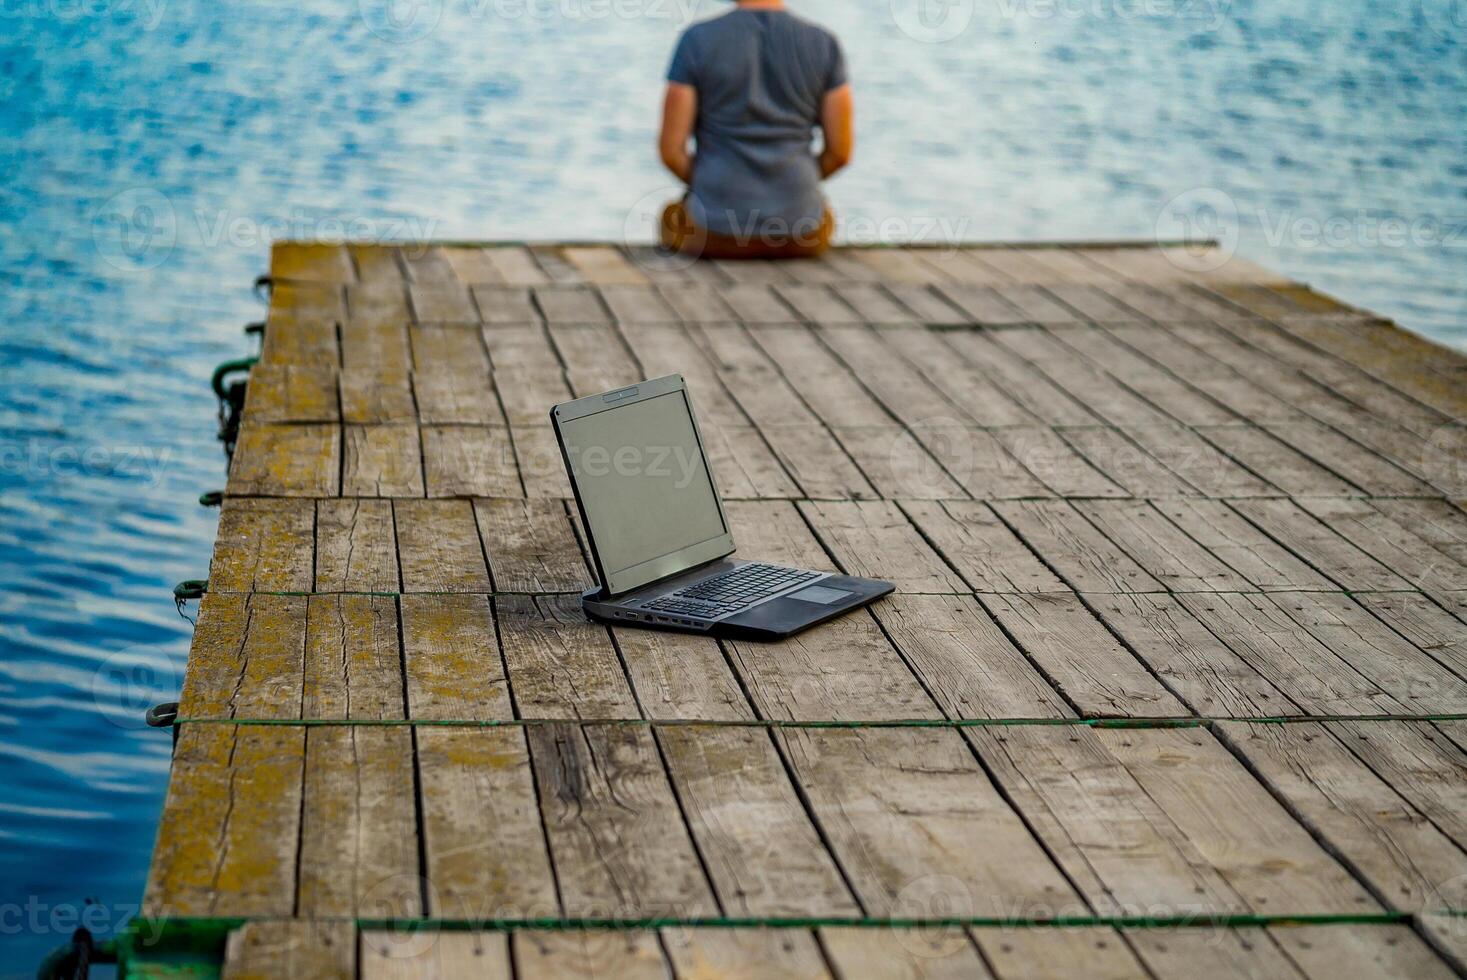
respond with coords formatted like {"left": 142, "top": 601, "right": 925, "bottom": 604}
{"left": 668, "top": 8, "right": 847, "bottom": 238}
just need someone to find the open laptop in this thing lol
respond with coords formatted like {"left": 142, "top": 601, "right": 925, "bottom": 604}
{"left": 551, "top": 374, "right": 893, "bottom": 640}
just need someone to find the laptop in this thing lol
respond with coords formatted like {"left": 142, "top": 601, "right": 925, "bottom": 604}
{"left": 551, "top": 374, "right": 894, "bottom": 640}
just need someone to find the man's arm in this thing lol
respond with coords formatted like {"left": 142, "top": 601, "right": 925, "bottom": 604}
{"left": 819, "top": 82, "right": 854, "bottom": 179}
{"left": 659, "top": 82, "right": 698, "bottom": 184}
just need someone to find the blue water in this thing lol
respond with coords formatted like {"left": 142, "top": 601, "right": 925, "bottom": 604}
{"left": 1, "top": 0, "right": 1463, "bottom": 971}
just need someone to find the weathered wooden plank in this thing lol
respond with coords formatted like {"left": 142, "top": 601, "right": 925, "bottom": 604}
{"left": 471, "top": 285, "right": 541, "bottom": 324}
{"left": 413, "top": 369, "right": 501, "bottom": 425}
{"left": 259, "top": 319, "right": 338, "bottom": 369}
{"left": 222, "top": 922, "right": 354, "bottom": 980}
{"left": 663, "top": 927, "right": 832, "bottom": 978}
{"left": 1354, "top": 591, "right": 1467, "bottom": 679}
{"left": 992, "top": 500, "right": 1162, "bottom": 593}
{"left": 269, "top": 281, "right": 346, "bottom": 325}
{"left": 1074, "top": 499, "right": 1253, "bottom": 592}
{"left": 409, "top": 325, "right": 489, "bottom": 372}
{"left": 970, "top": 724, "right": 1249, "bottom": 916}
{"left": 400, "top": 593, "right": 510, "bottom": 720}
{"left": 1045, "top": 284, "right": 1139, "bottom": 321}
{"left": 299, "top": 726, "right": 418, "bottom": 916}
{"left": 422, "top": 425, "right": 521, "bottom": 498}
{"left": 1196, "top": 425, "right": 1357, "bottom": 497}
{"left": 348, "top": 245, "right": 403, "bottom": 283}
{"left": 658, "top": 283, "right": 739, "bottom": 323}
{"left": 210, "top": 498, "right": 314, "bottom": 593}
{"left": 1097, "top": 727, "right": 1380, "bottom": 912}
{"left": 659, "top": 725, "right": 858, "bottom": 916}
{"left": 1263, "top": 592, "right": 1467, "bottom": 714}
{"left": 228, "top": 423, "right": 340, "bottom": 496}
{"left": 361, "top": 931, "right": 511, "bottom": 980}
{"left": 1299, "top": 498, "right": 1467, "bottom": 591}
{"left": 243, "top": 365, "right": 340, "bottom": 423}
{"left": 1264, "top": 421, "right": 1437, "bottom": 496}
{"left": 394, "top": 499, "right": 491, "bottom": 592}
{"left": 992, "top": 428, "right": 1127, "bottom": 497}
{"left": 970, "top": 927, "right": 1143, "bottom": 979}
{"left": 1125, "top": 927, "right": 1309, "bottom": 979}
{"left": 597, "top": 284, "right": 680, "bottom": 323}
{"left": 800, "top": 500, "right": 966, "bottom": 593}
{"left": 513, "top": 931, "right": 663, "bottom": 979}
{"left": 303, "top": 594, "right": 403, "bottom": 719}
{"left": 400, "top": 245, "right": 459, "bottom": 283}
{"left": 271, "top": 242, "right": 355, "bottom": 283}
{"left": 340, "top": 369, "right": 416, "bottom": 423}
{"left": 779, "top": 727, "right": 1078, "bottom": 916}
{"left": 482, "top": 325, "right": 562, "bottom": 374}
{"left": 341, "top": 321, "right": 412, "bottom": 379}
{"left": 1331, "top": 720, "right": 1467, "bottom": 851}
{"left": 1152, "top": 498, "right": 1334, "bottom": 591}
{"left": 725, "top": 611, "right": 940, "bottom": 721}
{"left": 437, "top": 245, "right": 506, "bottom": 285}
{"left": 700, "top": 422, "right": 800, "bottom": 499}
{"left": 723, "top": 499, "right": 837, "bottom": 572}
{"left": 1273, "top": 923, "right": 1458, "bottom": 980}
{"left": 1117, "top": 424, "right": 1275, "bottom": 497}
{"left": 346, "top": 283, "right": 409, "bottom": 336}
{"left": 1047, "top": 326, "right": 1240, "bottom": 425}
{"left": 838, "top": 283, "right": 915, "bottom": 325}
{"left": 940, "top": 331, "right": 1097, "bottom": 425}
{"left": 560, "top": 246, "right": 649, "bottom": 286}
{"left": 474, "top": 497, "right": 586, "bottom": 593}
{"left": 343, "top": 424, "right": 424, "bottom": 497}
{"left": 481, "top": 246, "right": 550, "bottom": 286}
{"left": 936, "top": 284, "right": 1027, "bottom": 325}
{"left": 548, "top": 323, "right": 642, "bottom": 395}
{"left": 1088, "top": 593, "right": 1296, "bottom": 718}
{"left": 1230, "top": 499, "right": 1412, "bottom": 591}
{"left": 613, "top": 626, "right": 752, "bottom": 721}
{"left": 774, "top": 284, "right": 863, "bottom": 324}
{"left": 1055, "top": 427, "right": 1200, "bottom": 497}
{"left": 1369, "top": 498, "right": 1467, "bottom": 566}
{"left": 692, "top": 323, "right": 875, "bottom": 499}
{"left": 144, "top": 724, "right": 304, "bottom": 915}
{"left": 885, "top": 283, "right": 969, "bottom": 326}
{"left": 179, "top": 593, "right": 307, "bottom": 720}
{"left": 822, "top": 927, "right": 994, "bottom": 978}
{"left": 828, "top": 423, "right": 967, "bottom": 499}
{"left": 533, "top": 284, "right": 612, "bottom": 324}
{"left": 900, "top": 499, "right": 1065, "bottom": 593}
{"left": 417, "top": 727, "right": 558, "bottom": 919}
{"left": 1176, "top": 592, "right": 1405, "bottom": 716}
{"left": 497, "top": 594, "right": 638, "bottom": 719}
{"left": 879, "top": 326, "right": 1043, "bottom": 428}
{"left": 978, "top": 592, "right": 1187, "bottom": 717}
{"left": 992, "top": 330, "right": 1174, "bottom": 427}
{"left": 873, "top": 594, "right": 1073, "bottom": 719}
{"left": 1217, "top": 721, "right": 1467, "bottom": 912}
{"left": 410, "top": 282, "right": 478, "bottom": 324}
{"left": 316, "top": 499, "right": 399, "bottom": 593}
{"left": 527, "top": 723, "right": 718, "bottom": 917}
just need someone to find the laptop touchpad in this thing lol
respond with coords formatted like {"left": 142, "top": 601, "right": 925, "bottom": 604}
{"left": 788, "top": 585, "right": 853, "bottom": 605}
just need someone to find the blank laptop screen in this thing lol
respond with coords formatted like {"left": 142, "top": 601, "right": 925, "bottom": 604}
{"left": 559, "top": 390, "right": 727, "bottom": 592}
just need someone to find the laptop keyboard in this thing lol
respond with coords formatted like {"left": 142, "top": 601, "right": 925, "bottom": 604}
{"left": 644, "top": 564, "right": 822, "bottom": 619}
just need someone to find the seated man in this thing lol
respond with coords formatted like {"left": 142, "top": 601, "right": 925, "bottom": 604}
{"left": 659, "top": 0, "right": 854, "bottom": 260}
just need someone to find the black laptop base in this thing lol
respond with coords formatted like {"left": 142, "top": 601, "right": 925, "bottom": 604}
{"left": 582, "top": 575, "right": 894, "bottom": 642}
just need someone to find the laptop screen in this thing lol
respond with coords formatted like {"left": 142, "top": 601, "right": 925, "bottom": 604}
{"left": 557, "top": 386, "right": 730, "bottom": 594}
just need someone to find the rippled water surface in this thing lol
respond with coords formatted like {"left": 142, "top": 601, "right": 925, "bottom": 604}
{"left": 1, "top": 0, "right": 1463, "bottom": 971}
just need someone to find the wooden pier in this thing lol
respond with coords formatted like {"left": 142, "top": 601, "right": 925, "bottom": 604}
{"left": 137, "top": 240, "right": 1467, "bottom": 978}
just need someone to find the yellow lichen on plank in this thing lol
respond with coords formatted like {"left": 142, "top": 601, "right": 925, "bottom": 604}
{"left": 270, "top": 243, "right": 355, "bottom": 284}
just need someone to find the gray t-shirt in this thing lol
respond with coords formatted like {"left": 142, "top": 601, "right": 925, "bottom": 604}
{"left": 668, "top": 9, "right": 847, "bottom": 238}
